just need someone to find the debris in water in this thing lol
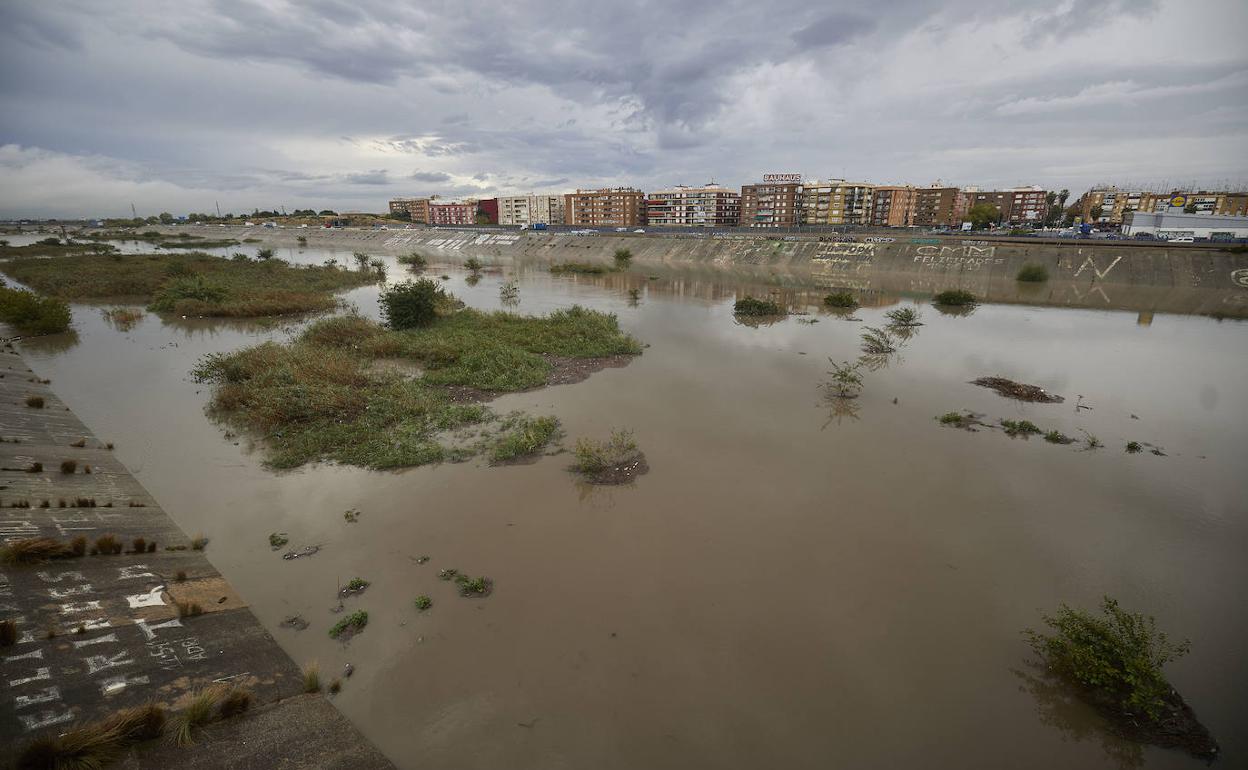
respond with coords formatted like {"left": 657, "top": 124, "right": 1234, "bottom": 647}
{"left": 282, "top": 545, "right": 320, "bottom": 560}
{"left": 971, "top": 377, "right": 1064, "bottom": 403}
{"left": 343, "top": 663, "right": 354, "bottom": 678}
{"left": 279, "top": 615, "right": 309, "bottom": 631}
{"left": 415, "top": 555, "right": 430, "bottom": 565}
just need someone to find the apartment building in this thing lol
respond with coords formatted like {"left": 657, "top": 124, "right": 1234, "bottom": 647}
{"left": 739, "top": 178, "right": 802, "bottom": 227}
{"left": 963, "top": 186, "right": 1049, "bottom": 224}
{"left": 799, "top": 179, "right": 874, "bottom": 226}
{"left": 498, "top": 194, "right": 566, "bottom": 226}
{"left": 1214, "top": 194, "right": 1248, "bottom": 217}
{"left": 912, "top": 186, "right": 969, "bottom": 228}
{"left": 645, "top": 184, "right": 741, "bottom": 227}
{"left": 428, "top": 202, "right": 476, "bottom": 226}
{"left": 868, "top": 186, "right": 917, "bottom": 227}
{"left": 563, "top": 188, "right": 646, "bottom": 227}
{"left": 388, "top": 196, "right": 436, "bottom": 224}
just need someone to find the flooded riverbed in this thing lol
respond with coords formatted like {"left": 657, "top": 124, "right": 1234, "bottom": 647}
{"left": 13, "top": 246, "right": 1248, "bottom": 769}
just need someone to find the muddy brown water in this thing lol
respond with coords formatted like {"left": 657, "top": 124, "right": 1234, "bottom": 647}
{"left": 10, "top": 246, "right": 1248, "bottom": 769}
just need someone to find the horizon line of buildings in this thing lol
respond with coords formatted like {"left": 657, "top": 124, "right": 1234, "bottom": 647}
{"left": 389, "top": 177, "right": 1248, "bottom": 230}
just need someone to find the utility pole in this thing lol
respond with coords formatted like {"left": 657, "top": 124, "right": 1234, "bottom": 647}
{"left": 130, "top": 202, "right": 137, "bottom": 220}
{"left": 215, "top": 201, "right": 221, "bottom": 218}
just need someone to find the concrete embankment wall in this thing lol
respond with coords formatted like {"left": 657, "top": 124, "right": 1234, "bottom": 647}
{"left": 169, "top": 225, "right": 1248, "bottom": 316}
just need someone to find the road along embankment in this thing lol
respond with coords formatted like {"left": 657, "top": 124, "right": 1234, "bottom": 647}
{"left": 167, "top": 226, "right": 1248, "bottom": 317}
{"left": 0, "top": 337, "right": 393, "bottom": 768}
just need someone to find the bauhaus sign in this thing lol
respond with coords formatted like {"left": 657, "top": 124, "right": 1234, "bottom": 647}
{"left": 762, "top": 173, "right": 802, "bottom": 183}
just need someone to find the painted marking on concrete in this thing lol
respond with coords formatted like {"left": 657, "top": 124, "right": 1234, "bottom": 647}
{"left": 84, "top": 652, "right": 135, "bottom": 675}
{"left": 18, "top": 708, "right": 74, "bottom": 731}
{"left": 134, "top": 616, "right": 183, "bottom": 641}
{"left": 72, "top": 632, "right": 120, "bottom": 649}
{"left": 9, "top": 667, "right": 52, "bottom": 687}
{"left": 126, "top": 586, "right": 166, "bottom": 608}
{"left": 1073, "top": 254, "right": 1122, "bottom": 279}
{"left": 117, "top": 565, "right": 157, "bottom": 581}
{"left": 99, "top": 673, "right": 150, "bottom": 696}
{"left": 5, "top": 649, "right": 44, "bottom": 664}
{"left": 1231, "top": 268, "right": 1248, "bottom": 288}
{"left": 15, "top": 686, "right": 61, "bottom": 709}
{"left": 60, "top": 601, "right": 103, "bottom": 615}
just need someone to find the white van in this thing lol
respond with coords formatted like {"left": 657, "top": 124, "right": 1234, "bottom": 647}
{"left": 1168, "top": 236, "right": 1194, "bottom": 243}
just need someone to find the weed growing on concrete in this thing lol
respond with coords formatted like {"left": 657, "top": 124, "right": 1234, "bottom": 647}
{"left": 18, "top": 703, "right": 167, "bottom": 767}
{"left": 169, "top": 688, "right": 219, "bottom": 746}
{"left": 329, "top": 610, "right": 369, "bottom": 640}
{"left": 191, "top": 534, "right": 208, "bottom": 550}
{"left": 94, "top": 534, "right": 123, "bottom": 555}
{"left": 933, "top": 289, "right": 978, "bottom": 306}
{"left": 175, "top": 601, "right": 204, "bottom": 618}
{"left": 25, "top": 395, "right": 45, "bottom": 408}
{"left": 1, "top": 537, "right": 73, "bottom": 564}
{"left": 733, "top": 296, "right": 784, "bottom": 317}
{"left": 70, "top": 536, "right": 87, "bottom": 556}
{"left": 70, "top": 438, "right": 86, "bottom": 447}
{"left": 131, "top": 537, "right": 146, "bottom": 554}
{"left": 175, "top": 570, "right": 187, "bottom": 582}
{"left": 489, "top": 415, "right": 560, "bottom": 463}
{"left": 329, "top": 678, "right": 342, "bottom": 694}
{"left": 216, "top": 687, "right": 253, "bottom": 718}
{"left": 1016, "top": 264, "right": 1049, "bottom": 282}
{"left": 303, "top": 664, "right": 321, "bottom": 693}
{"left": 613, "top": 248, "right": 633, "bottom": 268}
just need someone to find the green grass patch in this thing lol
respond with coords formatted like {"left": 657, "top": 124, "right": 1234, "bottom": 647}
{"left": 192, "top": 305, "right": 640, "bottom": 469}
{"left": 1000, "top": 419, "right": 1041, "bottom": 436}
{"left": 1016, "top": 263, "right": 1049, "bottom": 282}
{"left": 933, "top": 289, "right": 978, "bottom": 306}
{"left": 1044, "top": 430, "right": 1074, "bottom": 444}
{"left": 490, "top": 415, "right": 560, "bottom": 463}
{"left": 414, "top": 595, "right": 432, "bottom": 611}
{"left": 1, "top": 252, "right": 375, "bottom": 317}
{"left": 573, "top": 429, "right": 639, "bottom": 474}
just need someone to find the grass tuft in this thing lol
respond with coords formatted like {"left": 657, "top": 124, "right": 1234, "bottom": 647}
{"left": 303, "top": 664, "right": 322, "bottom": 693}
{"left": 884, "top": 306, "right": 923, "bottom": 327}
{"left": 1, "top": 537, "right": 73, "bottom": 564}
{"left": 573, "top": 429, "right": 639, "bottom": 474}
{"left": 1000, "top": 419, "right": 1042, "bottom": 437}
{"left": 933, "top": 289, "right": 978, "bottom": 306}
{"left": 860, "top": 326, "right": 897, "bottom": 355}
{"left": 733, "top": 296, "right": 784, "bottom": 317}
{"left": 823, "top": 291, "right": 858, "bottom": 308}
{"left": 490, "top": 415, "right": 560, "bottom": 463}
{"left": 549, "top": 262, "right": 609, "bottom": 275}
{"left": 168, "top": 688, "right": 220, "bottom": 747}
{"left": 414, "top": 595, "right": 433, "bottom": 611}
{"left": 329, "top": 610, "right": 369, "bottom": 640}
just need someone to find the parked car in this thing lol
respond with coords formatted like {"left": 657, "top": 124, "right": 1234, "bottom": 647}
{"left": 1168, "top": 236, "right": 1194, "bottom": 243}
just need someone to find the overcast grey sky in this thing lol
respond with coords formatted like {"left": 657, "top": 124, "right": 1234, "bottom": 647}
{"left": 2, "top": 0, "right": 1246, "bottom": 217}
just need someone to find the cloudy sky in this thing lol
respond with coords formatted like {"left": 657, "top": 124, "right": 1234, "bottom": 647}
{"left": 2, "top": 0, "right": 1246, "bottom": 218}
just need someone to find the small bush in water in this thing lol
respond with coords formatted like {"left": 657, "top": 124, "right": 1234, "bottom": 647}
{"left": 379, "top": 279, "right": 450, "bottom": 329}
{"left": 733, "top": 296, "right": 784, "bottom": 316}
{"left": 933, "top": 289, "right": 977, "bottom": 306}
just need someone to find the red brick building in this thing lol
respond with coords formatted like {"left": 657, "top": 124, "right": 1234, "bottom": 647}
{"left": 429, "top": 202, "right": 476, "bottom": 226}
{"left": 564, "top": 188, "right": 646, "bottom": 227}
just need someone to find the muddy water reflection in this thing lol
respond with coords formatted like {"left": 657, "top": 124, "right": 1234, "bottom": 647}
{"left": 15, "top": 251, "right": 1248, "bottom": 769}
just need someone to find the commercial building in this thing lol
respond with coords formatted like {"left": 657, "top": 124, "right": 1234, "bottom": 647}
{"left": 1123, "top": 211, "right": 1248, "bottom": 240}
{"left": 963, "top": 186, "right": 1049, "bottom": 224}
{"left": 428, "top": 202, "right": 476, "bottom": 226}
{"left": 645, "top": 184, "right": 741, "bottom": 227}
{"left": 868, "top": 186, "right": 917, "bottom": 227}
{"left": 911, "top": 185, "right": 969, "bottom": 228}
{"left": 799, "top": 180, "right": 874, "bottom": 226}
{"left": 563, "top": 188, "right": 646, "bottom": 227}
{"left": 388, "top": 196, "right": 436, "bottom": 224}
{"left": 740, "top": 176, "right": 802, "bottom": 227}
{"left": 498, "top": 195, "right": 566, "bottom": 227}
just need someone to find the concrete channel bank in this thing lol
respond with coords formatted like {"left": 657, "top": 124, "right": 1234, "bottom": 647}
{"left": 0, "top": 338, "right": 393, "bottom": 768}
{"left": 171, "top": 224, "right": 1248, "bottom": 317}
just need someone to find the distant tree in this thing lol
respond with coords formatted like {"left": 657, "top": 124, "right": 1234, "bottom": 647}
{"left": 319, "top": 210, "right": 337, "bottom": 216}
{"left": 1057, "top": 189, "right": 1070, "bottom": 208}
{"left": 1061, "top": 204, "right": 1081, "bottom": 227}
{"left": 158, "top": 212, "right": 174, "bottom": 224}
{"left": 1089, "top": 204, "right": 1104, "bottom": 222}
{"left": 967, "top": 203, "right": 1002, "bottom": 230}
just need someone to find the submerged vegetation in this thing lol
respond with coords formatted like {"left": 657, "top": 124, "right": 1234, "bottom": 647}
{"left": 572, "top": 428, "right": 648, "bottom": 484}
{"left": 823, "top": 291, "right": 858, "bottom": 309}
{"left": 489, "top": 415, "right": 560, "bottom": 463}
{"left": 191, "top": 300, "right": 640, "bottom": 469}
{"left": 329, "top": 610, "right": 369, "bottom": 640}
{"left": 733, "top": 296, "right": 784, "bottom": 317}
{"left": 932, "top": 289, "right": 978, "bottom": 307}
{"left": 824, "top": 359, "right": 864, "bottom": 398}
{"left": 0, "top": 282, "right": 72, "bottom": 334}
{"left": 1025, "top": 597, "right": 1217, "bottom": 758}
{"left": 859, "top": 326, "right": 897, "bottom": 355}
{"left": 550, "top": 262, "right": 610, "bottom": 275}
{"left": 884, "top": 306, "right": 923, "bottom": 327}
{"left": 1, "top": 252, "right": 377, "bottom": 318}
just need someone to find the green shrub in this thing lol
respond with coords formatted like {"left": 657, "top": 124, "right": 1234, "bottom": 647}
{"left": 398, "top": 252, "right": 428, "bottom": 269}
{"left": 256, "top": 247, "right": 275, "bottom": 260}
{"left": 549, "top": 262, "right": 608, "bottom": 275}
{"left": 1044, "top": 430, "right": 1073, "bottom": 444}
{"left": 733, "top": 296, "right": 784, "bottom": 316}
{"left": 1025, "top": 596, "right": 1189, "bottom": 721}
{"left": 414, "top": 595, "right": 432, "bottom": 611}
{"left": 823, "top": 291, "right": 858, "bottom": 308}
{"left": 464, "top": 257, "right": 483, "bottom": 273}
{"left": 860, "top": 326, "right": 896, "bottom": 355}
{"left": 380, "top": 279, "right": 449, "bottom": 329}
{"left": 0, "top": 285, "right": 72, "bottom": 334}
{"left": 1000, "top": 419, "right": 1041, "bottom": 436}
{"left": 933, "top": 289, "right": 978, "bottom": 306}
{"left": 825, "top": 359, "right": 864, "bottom": 398}
{"left": 884, "top": 306, "right": 922, "bottom": 327}
{"left": 613, "top": 248, "right": 633, "bottom": 268}
{"left": 1016, "top": 264, "right": 1049, "bottom": 282}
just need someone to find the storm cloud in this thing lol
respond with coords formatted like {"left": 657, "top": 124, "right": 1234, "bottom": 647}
{"left": 1, "top": 0, "right": 1245, "bottom": 217}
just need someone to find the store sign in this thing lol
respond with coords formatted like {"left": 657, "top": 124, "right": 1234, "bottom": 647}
{"left": 1169, "top": 195, "right": 1187, "bottom": 208}
{"left": 762, "top": 173, "right": 802, "bottom": 183}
